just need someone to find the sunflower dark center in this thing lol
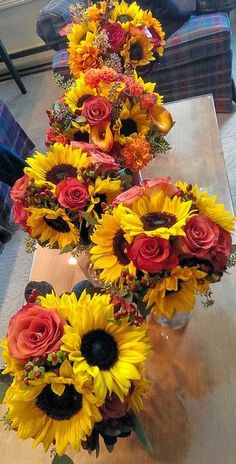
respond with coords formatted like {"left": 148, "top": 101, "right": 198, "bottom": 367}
{"left": 36, "top": 384, "right": 82, "bottom": 420}
{"left": 46, "top": 164, "right": 77, "bottom": 184}
{"left": 77, "top": 94, "right": 92, "bottom": 108}
{"left": 73, "top": 131, "right": 89, "bottom": 142}
{"left": 44, "top": 216, "right": 70, "bottom": 232}
{"left": 81, "top": 329, "right": 118, "bottom": 370}
{"left": 113, "top": 228, "right": 130, "bottom": 265}
{"left": 120, "top": 118, "right": 138, "bottom": 137}
{"left": 130, "top": 43, "right": 143, "bottom": 61}
{"left": 117, "top": 14, "right": 132, "bottom": 23}
{"left": 141, "top": 212, "right": 177, "bottom": 230}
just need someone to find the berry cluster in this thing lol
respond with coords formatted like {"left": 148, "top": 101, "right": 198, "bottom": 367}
{"left": 24, "top": 351, "right": 65, "bottom": 383}
{"left": 111, "top": 295, "right": 144, "bottom": 326}
{"left": 25, "top": 183, "right": 57, "bottom": 208}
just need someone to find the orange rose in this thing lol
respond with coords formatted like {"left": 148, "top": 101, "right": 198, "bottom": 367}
{"left": 7, "top": 303, "right": 65, "bottom": 361}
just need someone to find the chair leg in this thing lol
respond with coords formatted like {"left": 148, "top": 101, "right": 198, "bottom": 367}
{"left": 0, "top": 40, "right": 27, "bottom": 94}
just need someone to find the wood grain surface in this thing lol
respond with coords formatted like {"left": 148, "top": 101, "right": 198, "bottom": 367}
{"left": 1, "top": 95, "right": 236, "bottom": 464}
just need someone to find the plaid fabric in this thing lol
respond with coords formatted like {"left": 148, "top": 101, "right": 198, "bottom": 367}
{"left": 159, "top": 13, "right": 231, "bottom": 70}
{"left": 0, "top": 100, "right": 35, "bottom": 251}
{"left": 36, "top": 0, "right": 86, "bottom": 51}
{"left": 147, "top": 51, "right": 233, "bottom": 113}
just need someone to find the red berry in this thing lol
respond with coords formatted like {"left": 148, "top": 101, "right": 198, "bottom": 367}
{"left": 34, "top": 371, "right": 41, "bottom": 379}
{"left": 129, "top": 306, "right": 136, "bottom": 315}
{"left": 25, "top": 364, "right": 33, "bottom": 373}
{"left": 121, "top": 271, "right": 128, "bottom": 278}
{"left": 51, "top": 353, "right": 58, "bottom": 361}
{"left": 128, "top": 275, "right": 134, "bottom": 281}
{"left": 34, "top": 192, "right": 40, "bottom": 199}
{"left": 186, "top": 184, "right": 192, "bottom": 191}
{"left": 114, "top": 312, "right": 121, "bottom": 320}
{"left": 150, "top": 282, "right": 156, "bottom": 289}
{"left": 39, "top": 192, "right": 46, "bottom": 199}
{"left": 121, "top": 308, "right": 128, "bottom": 317}
{"left": 33, "top": 356, "right": 41, "bottom": 365}
{"left": 28, "top": 295, "right": 36, "bottom": 303}
{"left": 51, "top": 196, "right": 57, "bottom": 202}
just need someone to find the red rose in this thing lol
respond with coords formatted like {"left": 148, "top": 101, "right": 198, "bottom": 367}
{"left": 82, "top": 96, "right": 112, "bottom": 126}
{"left": 101, "top": 393, "right": 130, "bottom": 419}
{"left": 11, "top": 175, "right": 30, "bottom": 201}
{"left": 55, "top": 177, "right": 89, "bottom": 210}
{"left": 7, "top": 303, "right": 65, "bottom": 361}
{"left": 127, "top": 234, "right": 179, "bottom": 273}
{"left": 210, "top": 226, "right": 232, "bottom": 270}
{"left": 180, "top": 215, "right": 219, "bottom": 257}
{"left": 102, "top": 23, "right": 126, "bottom": 53}
{"left": 13, "top": 201, "right": 29, "bottom": 230}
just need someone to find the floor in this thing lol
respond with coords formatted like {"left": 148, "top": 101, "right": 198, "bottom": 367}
{"left": 0, "top": 13, "right": 236, "bottom": 344}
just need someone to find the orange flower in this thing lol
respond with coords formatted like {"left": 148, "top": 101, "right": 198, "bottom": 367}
{"left": 140, "top": 93, "right": 156, "bottom": 109}
{"left": 85, "top": 67, "right": 118, "bottom": 88}
{"left": 68, "top": 46, "right": 100, "bottom": 77}
{"left": 149, "top": 105, "right": 174, "bottom": 135}
{"left": 121, "top": 137, "right": 152, "bottom": 171}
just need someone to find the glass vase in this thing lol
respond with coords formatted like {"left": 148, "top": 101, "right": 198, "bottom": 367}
{"left": 153, "top": 311, "right": 191, "bottom": 330}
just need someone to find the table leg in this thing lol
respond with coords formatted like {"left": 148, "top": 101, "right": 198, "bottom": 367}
{"left": 0, "top": 40, "right": 27, "bottom": 94}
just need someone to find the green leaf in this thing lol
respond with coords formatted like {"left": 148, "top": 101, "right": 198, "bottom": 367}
{"left": 52, "top": 454, "right": 74, "bottom": 464}
{"left": 74, "top": 115, "right": 86, "bottom": 124}
{"left": 59, "top": 244, "right": 74, "bottom": 254}
{"left": 232, "top": 244, "right": 236, "bottom": 253}
{"left": 82, "top": 212, "right": 97, "bottom": 227}
{"left": 0, "top": 382, "right": 8, "bottom": 404}
{"left": 132, "top": 413, "right": 153, "bottom": 453}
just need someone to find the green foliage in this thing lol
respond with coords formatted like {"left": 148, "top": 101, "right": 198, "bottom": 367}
{"left": 132, "top": 413, "right": 153, "bottom": 453}
{"left": 52, "top": 454, "right": 74, "bottom": 464}
{"left": 148, "top": 130, "right": 171, "bottom": 155}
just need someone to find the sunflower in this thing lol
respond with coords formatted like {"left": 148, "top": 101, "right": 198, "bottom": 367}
{"left": 129, "top": 374, "right": 149, "bottom": 412}
{"left": 121, "top": 33, "right": 155, "bottom": 67}
{"left": 38, "top": 292, "right": 81, "bottom": 324}
{"left": 121, "top": 136, "right": 152, "bottom": 171}
{"left": 67, "top": 122, "right": 91, "bottom": 144}
{"left": 24, "top": 143, "right": 89, "bottom": 188}
{"left": 90, "top": 205, "right": 136, "bottom": 284}
{"left": 121, "top": 190, "right": 194, "bottom": 240}
{"left": 114, "top": 98, "right": 151, "bottom": 145}
{"left": 26, "top": 207, "right": 79, "bottom": 249}
{"left": 110, "top": 1, "right": 144, "bottom": 31}
{"left": 87, "top": 1, "right": 107, "bottom": 21}
{"left": 142, "top": 10, "right": 165, "bottom": 56}
{"left": 176, "top": 182, "right": 236, "bottom": 232}
{"left": 68, "top": 34, "right": 100, "bottom": 77}
{"left": 143, "top": 266, "right": 206, "bottom": 319}
{"left": 0, "top": 338, "right": 24, "bottom": 378}
{"left": 64, "top": 74, "right": 97, "bottom": 113}
{"left": 87, "top": 176, "right": 122, "bottom": 220}
{"left": 67, "top": 21, "right": 97, "bottom": 49}
{"left": 3, "top": 360, "right": 102, "bottom": 456}
{"left": 61, "top": 290, "right": 150, "bottom": 401}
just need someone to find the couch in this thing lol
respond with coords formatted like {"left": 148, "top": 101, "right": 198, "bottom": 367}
{"left": 36, "top": 0, "right": 236, "bottom": 112}
{"left": 0, "top": 101, "right": 35, "bottom": 252}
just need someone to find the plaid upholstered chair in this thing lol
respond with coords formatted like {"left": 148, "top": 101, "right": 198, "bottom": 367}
{"left": 36, "top": 0, "right": 236, "bottom": 112}
{"left": 0, "top": 101, "right": 35, "bottom": 252}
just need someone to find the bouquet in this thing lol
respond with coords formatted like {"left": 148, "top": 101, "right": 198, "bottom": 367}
{"left": 0, "top": 281, "right": 151, "bottom": 460}
{"left": 90, "top": 177, "right": 236, "bottom": 321}
{"left": 62, "top": 0, "right": 165, "bottom": 77}
{"left": 46, "top": 67, "right": 173, "bottom": 172}
{"left": 10, "top": 143, "right": 123, "bottom": 252}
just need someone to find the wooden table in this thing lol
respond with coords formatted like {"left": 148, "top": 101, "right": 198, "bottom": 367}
{"left": 1, "top": 95, "right": 236, "bottom": 464}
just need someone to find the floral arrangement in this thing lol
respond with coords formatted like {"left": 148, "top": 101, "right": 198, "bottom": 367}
{"left": 62, "top": 0, "right": 165, "bottom": 77}
{"left": 90, "top": 177, "right": 236, "bottom": 320}
{"left": 46, "top": 67, "right": 173, "bottom": 172}
{"left": 0, "top": 282, "right": 151, "bottom": 461}
{"left": 10, "top": 143, "right": 123, "bottom": 251}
